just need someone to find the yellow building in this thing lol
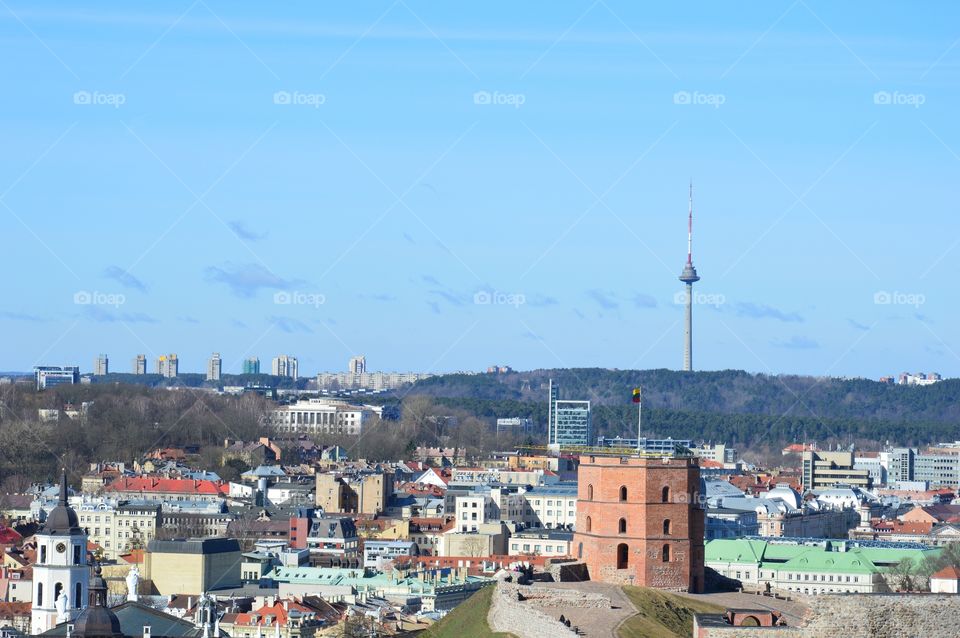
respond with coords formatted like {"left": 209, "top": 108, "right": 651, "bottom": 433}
{"left": 144, "top": 538, "right": 241, "bottom": 595}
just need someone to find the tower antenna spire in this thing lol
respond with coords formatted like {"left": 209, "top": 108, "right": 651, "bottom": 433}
{"left": 687, "top": 179, "right": 693, "bottom": 265}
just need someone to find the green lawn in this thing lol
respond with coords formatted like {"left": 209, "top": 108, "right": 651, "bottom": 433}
{"left": 617, "top": 587, "right": 724, "bottom": 638}
{"left": 421, "top": 585, "right": 516, "bottom": 638}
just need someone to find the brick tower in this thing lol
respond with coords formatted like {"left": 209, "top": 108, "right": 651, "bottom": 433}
{"left": 573, "top": 454, "right": 704, "bottom": 592}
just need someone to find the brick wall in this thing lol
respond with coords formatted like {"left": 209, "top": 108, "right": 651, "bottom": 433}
{"left": 573, "top": 455, "right": 705, "bottom": 592}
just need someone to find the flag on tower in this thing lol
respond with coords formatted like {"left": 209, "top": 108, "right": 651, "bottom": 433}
{"left": 632, "top": 387, "right": 641, "bottom": 403}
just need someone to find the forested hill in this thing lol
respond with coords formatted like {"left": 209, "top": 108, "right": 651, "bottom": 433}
{"left": 407, "top": 369, "right": 960, "bottom": 448}
{"left": 412, "top": 369, "right": 960, "bottom": 423}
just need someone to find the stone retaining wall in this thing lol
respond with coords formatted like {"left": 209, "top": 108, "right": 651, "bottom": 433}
{"left": 695, "top": 594, "right": 960, "bottom": 638}
{"left": 487, "top": 582, "right": 611, "bottom": 637}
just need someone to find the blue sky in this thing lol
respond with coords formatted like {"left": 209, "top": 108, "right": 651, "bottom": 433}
{"left": 1, "top": 1, "right": 959, "bottom": 378}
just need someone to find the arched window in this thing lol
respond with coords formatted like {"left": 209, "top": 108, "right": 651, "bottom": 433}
{"left": 617, "top": 543, "right": 629, "bottom": 569}
{"left": 74, "top": 582, "right": 82, "bottom": 609}
{"left": 40, "top": 545, "right": 47, "bottom": 563}
{"left": 619, "top": 486, "right": 628, "bottom": 502}
{"left": 662, "top": 544, "right": 670, "bottom": 562}
{"left": 587, "top": 484, "right": 593, "bottom": 500}
{"left": 577, "top": 542, "right": 583, "bottom": 559}
{"left": 661, "top": 486, "right": 670, "bottom": 503}
{"left": 36, "top": 583, "right": 42, "bottom": 607}
{"left": 618, "top": 518, "right": 627, "bottom": 534}
{"left": 54, "top": 582, "right": 63, "bottom": 605}
{"left": 663, "top": 519, "right": 671, "bottom": 535}
{"left": 585, "top": 516, "right": 592, "bottom": 532}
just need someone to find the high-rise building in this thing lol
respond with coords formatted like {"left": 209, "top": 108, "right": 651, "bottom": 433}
{"left": 93, "top": 354, "right": 108, "bottom": 376}
{"left": 348, "top": 355, "right": 366, "bottom": 375}
{"left": 678, "top": 182, "right": 701, "bottom": 372}
{"left": 574, "top": 454, "right": 705, "bottom": 592}
{"left": 552, "top": 401, "right": 592, "bottom": 447}
{"left": 272, "top": 355, "right": 298, "bottom": 379}
{"left": 547, "top": 379, "right": 591, "bottom": 447}
{"left": 133, "top": 354, "right": 147, "bottom": 375}
{"left": 34, "top": 366, "right": 80, "bottom": 390}
{"left": 206, "top": 353, "right": 222, "bottom": 381}
{"left": 156, "top": 354, "right": 178, "bottom": 378}
{"left": 242, "top": 357, "right": 260, "bottom": 375}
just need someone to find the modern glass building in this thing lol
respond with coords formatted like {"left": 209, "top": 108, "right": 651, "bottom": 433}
{"left": 550, "top": 400, "right": 591, "bottom": 447}
{"left": 34, "top": 366, "right": 80, "bottom": 390}
{"left": 242, "top": 357, "right": 261, "bottom": 374}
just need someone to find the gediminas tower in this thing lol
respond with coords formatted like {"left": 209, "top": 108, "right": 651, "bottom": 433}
{"left": 573, "top": 453, "right": 705, "bottom": 592}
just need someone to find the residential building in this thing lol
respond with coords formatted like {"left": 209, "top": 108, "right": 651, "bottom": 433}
{"left": 93, "top": 354, "right": 108, "bottom": 376}
{"left": 242, "top": 357, "right": 261, "bottom": 375}
{"left": 348, "top": 355, "right": 366, "bottom": 375}
{"left": 801, "top": 450, "right": 871, "bottom": 490}
{"left": 521, "top": 484, "right": 578, "bottom": 529}
{"left": 155, "top": 354, "right": 178, "bottom": 378}
{"left": 363, "top": 540, "right": 419, "bottom": 568}
{"left": 574, "top": 454, "right": 705, "bottom": 592}
{"left": 132, "top": 354, "right": 146, "bottom": 375}
{"left": 270, "top": 399, "right": 379, "bottom": 436}
{"left": 103, "top": 477, "right": 227, "bottom": 505}
{"left": 272, "top": 355, "right": 298, "bottom": 380}
{"left": 76, "top": 500, "right": 161, "bottom": 559}
{"left": 314, "top": 471, "right": 393, "bottom": 516}
{"left": 315, "top": 370, "right": 434, "bottom": 391}
{"left": 495, "top": 417, "right": 534, "bottom": 435}
{"left": 33, "top": 366, "right": 79, "bottom": 390}
{"left": 508, "top": 528, "right": 573, "bottom": 557}
{"left": 302, "top": 517, "right": 359, "bottom": 558}
{"left": 144, "top": 538, "right": 242, "bottom": 595}
{"left": 206, "top": 353, "right": 222, "bottom": 381}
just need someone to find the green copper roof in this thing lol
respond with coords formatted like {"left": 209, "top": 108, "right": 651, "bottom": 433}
{"left": 705, "top": 539, "right": 940, "bottom": 575}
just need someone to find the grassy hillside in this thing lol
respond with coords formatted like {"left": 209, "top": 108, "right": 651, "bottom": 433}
{"left": 617, "top": 587, "right": 724, "bottom": 638}
{"left": 422, "top": 586, "right": 514, "bottom": 638}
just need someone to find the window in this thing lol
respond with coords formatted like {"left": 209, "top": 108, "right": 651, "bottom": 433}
{"left": 75, "top": 582, "right": 82, "bottom": 609}
{"left": 618, "top": 518, "right": 627, "bottom": 534}
{"left": 662, "top": 544, "right": 670, "bottom": 562}
{"left": 617, "top": 543, "right": 629, "bottom": 569}
{"left": 54, "top": 582, "right": 63, "bottom": 605}
{"left": 37, "top": 583, "right": 42, "bottom": 606}
{"left": 73, "top": 545, "right": 81, "bottom": 565}
{"left": 40, "top": 546, "right": 47, "bottom": 563}
{"left": 619, "top": 486, "right": 628, "bottom": 502}
{"left": 585, "top": 516, "right": 592, "bottom": 532}
{"left": 661, "top": 486, "right": 670, "bottom": 503}
{"left": 663, "top": 519, "right": 671, "bottom": 535}
{"left": 587, "top": 484, "right": 593, "bottom": 500}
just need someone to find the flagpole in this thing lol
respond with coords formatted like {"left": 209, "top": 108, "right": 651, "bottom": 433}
{"left": 636, "top": 387, "right": 642, "bottom": 450}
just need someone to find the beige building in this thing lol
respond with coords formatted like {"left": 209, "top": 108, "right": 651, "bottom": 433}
{"left": 76, "top": 500, "right": 160, "bottom": 559}
{"left": 315, "top": 471, "right": 393, "bottom": 515}
{"left": 802, "top": 450, "right": 872, "bottom": 490}
{"left": 144, "top": 538, "right": 241, "bottom": 595}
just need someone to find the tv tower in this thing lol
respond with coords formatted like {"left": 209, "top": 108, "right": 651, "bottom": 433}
{"left": 678, "top": 181, "right": 700, "bottom": 372}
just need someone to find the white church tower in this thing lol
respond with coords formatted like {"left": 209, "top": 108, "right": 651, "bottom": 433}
{"left": 32, "top": 470, "right": 89, "bottom": 634}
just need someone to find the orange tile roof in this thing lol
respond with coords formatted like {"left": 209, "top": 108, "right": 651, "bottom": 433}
{"left": 932, "top": 565, "right": 960, "bottom": 580}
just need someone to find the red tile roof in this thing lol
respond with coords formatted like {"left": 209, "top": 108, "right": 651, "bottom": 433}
{"left": 104, "top": 477, "right": 227, "bottom": 495}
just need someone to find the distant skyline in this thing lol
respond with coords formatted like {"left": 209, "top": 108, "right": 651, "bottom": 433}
{"left": 2, "top": 2, "right": 959, "bottom": 379}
